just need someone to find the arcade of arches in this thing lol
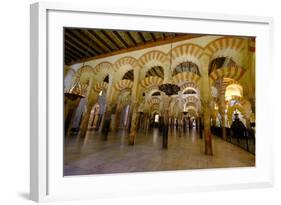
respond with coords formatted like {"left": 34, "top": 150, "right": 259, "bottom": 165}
{"left": 64, "top": 31, "right": 255, "bottom": 175}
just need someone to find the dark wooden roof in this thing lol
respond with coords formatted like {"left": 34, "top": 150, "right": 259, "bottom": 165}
{"left": 64, "top": 28, "right": 202, "bottom": 65}
{"left": 145, "top": 66, "right": 164, "bottom": 79}
{"left": 122, "top": 70, "right": 134, "bottom": 81}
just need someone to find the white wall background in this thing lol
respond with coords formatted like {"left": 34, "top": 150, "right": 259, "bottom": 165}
{"left": 0, "top": 0, "right": 280, "bottom": 204}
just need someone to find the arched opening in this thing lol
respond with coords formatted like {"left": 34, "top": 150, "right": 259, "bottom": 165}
{"left": 145, "top": 66, "right": 164, "bottom": 79}
{"left": 225, "top": 83, "right": 243, "bottom": 101}
{"left": 122, "top": 69, "right": 134, "bottom": 81}
{"left": 209, "top": 57, "right": 238, "bottom": 74}
{"left": 173, "top": 61, "right": 200, "bottom": 76}
{"left": 152, "top": 91, "right": 161, "bottom": 96}
{"left": 184, "top": 89, "right": 196, "bottom": 95}
{"left": 103, "top": 75, "right": 109, "bottom": 83}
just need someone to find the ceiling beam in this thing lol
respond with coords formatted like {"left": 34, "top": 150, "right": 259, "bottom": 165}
{"left": 138, "top": 32, "right": 146, "bottom": 44}
{"left": 156, "top": 67, "right": 164, "bottom": 78}
{"left": 64, "top": 46, "right": 83, "bottom": 60}
{"left": 64, "top": 41, "right": 86, "bottom": 59}
{"left": 81, "top": 29, "right": 111, "bottom": 53}
{"left": 159, "top": 33, "right": 165, "bottom": 40}
{"left": 100, "top": 30, "right": 122, "bottom": 49}
{"left": 64, "top": 55, "right": 74, "bottom": 64}
{"left": 65, "top": 31, "right": 98, "bottom": 56}
{"left": 112, "top": 31, "right": 129, "bottom": 48}
{"left": 69, "top": 30, "right": 103, "bottom": 55}
{"left": 65, "top": 38, "right": 92, "bottom": 58}
{"left": 77, "top": 30, "right": 107, "bottom": 53}
{"left": 88, "top": 30, "right": 115, "bottom": 51}
{"left": 150, "top": 32, "right": 156, "bottom": 42}
{"left": 126, "top": 32, "right": 137, "bottom": 46}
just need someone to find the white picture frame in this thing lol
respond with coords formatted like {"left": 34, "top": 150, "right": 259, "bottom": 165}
{"left": 30, "top": 2, "right": 274, "bottom": 202}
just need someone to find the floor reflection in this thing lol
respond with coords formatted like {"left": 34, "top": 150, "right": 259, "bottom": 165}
{"left": 64, "top": 128, "right": 255, "bottom": 176}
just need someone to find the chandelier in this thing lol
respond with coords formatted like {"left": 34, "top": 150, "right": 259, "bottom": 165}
{"left": 159, "top": 35, "right": 180, "bottom": 96}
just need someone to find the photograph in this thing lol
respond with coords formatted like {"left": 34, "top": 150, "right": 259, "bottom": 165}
{"left": 63, "top": 28, "right": 256, "bottom": 176}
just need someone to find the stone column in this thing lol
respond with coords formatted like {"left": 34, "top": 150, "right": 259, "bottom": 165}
{"left": 64, "top": 96, "right": 81, "bottom": 136}
{"left": 128, "top": 67, "right": 141, "bottom": 145}
{"left": 218, "top": 79, "right": 227, "bottom": 140}
{"left": 195, "top": 117, "right": 199, "bottom": 131}
{"left": 248, "top": 37, "right": 256, "bottom": 113}
{"left": 178, "top": 112, "right": 183, "bottom": 137}
{"left": 77, "top": 92, "right": 98, "bottom": 138}
{"left": 101, "top": 103, "right": 113, "bottom": 140}
{"left": 162, "top": 95, "right": 171, "bottom": 149}
{"left": 126, "top": 105, "right": 133, "bottom": 131}
{"left": 201, "top": 56, "right": 213, "bottom": 155}
{"left": 219, "top": 101, "right": 227, "bottom": 140}
{"left": 128, "top": 102, "right": 140, "bottom": 145}
{"left": 113, "top": 107, "right": 122, "bottom": 131}
{"left": 99, "top": 80, "right": 114, "bottom": 139}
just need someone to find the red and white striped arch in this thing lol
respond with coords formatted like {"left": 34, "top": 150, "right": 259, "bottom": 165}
{"left": 74, "top": 65, "right": 96, "bottom": 83}
{"left": 114, "top": 79, "right": 133, "bottom": 92}
{"left": 140, "top": 76, "right": 163, "bottom": 89}
{"left": 139, "top": 50, "right": 169, "bottom": 69}
{"left": 113, "top": 56, "right": 138, "bottom": 72}
{"left": 209, "top": 65, "right": 245, "bottom": 81}
{"left": 205, "top": 37, "right": 246, "bottom": 66}
{"left": 171, "top": 43, "right": 204, "bottom": 73}
{"left": 93, "top": 61, "right": 112, "bottom": 74}
{"left": 172, "top": 71, "right": 201, "bottom": 85}
{"left": 92, "top": 82, "right": 108, "bottom": 93}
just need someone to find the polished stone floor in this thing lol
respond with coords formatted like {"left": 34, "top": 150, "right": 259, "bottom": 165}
{"left": 64, "top": 128, "right": 255, "bottom": 176}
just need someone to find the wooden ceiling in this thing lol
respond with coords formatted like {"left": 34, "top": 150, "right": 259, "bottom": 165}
{"left": 64, "top": 28, "right": 202, "bottom": 65}
{"left": 122, "top": 70, "right": 134, "bottom": 81}
{"left": 145, "top": 66, "right": 164, "bottom": 79}
{"left": 173, "top": 61, "right": 200, "bottom": 76}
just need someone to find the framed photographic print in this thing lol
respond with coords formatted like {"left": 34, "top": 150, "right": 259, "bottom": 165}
{"left": 30, "top": 2, "right": 274, "bottom": 202}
